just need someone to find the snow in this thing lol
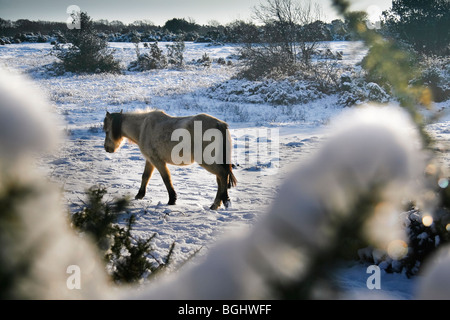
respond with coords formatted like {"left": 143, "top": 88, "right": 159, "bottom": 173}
{"left": 0, "top": 41, "right": 449, "bottom": 299}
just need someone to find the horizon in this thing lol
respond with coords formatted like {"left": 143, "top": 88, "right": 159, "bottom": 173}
{"left": 0, "top": 0, "right": 392, "bottom": 26}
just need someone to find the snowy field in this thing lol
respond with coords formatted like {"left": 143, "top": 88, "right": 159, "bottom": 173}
{"left": 0, "top": 41, "right": 449, "bottom": 299}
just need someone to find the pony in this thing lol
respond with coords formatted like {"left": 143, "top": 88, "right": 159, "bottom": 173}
{"left": 103, "top": 110, "right": 237, "bottom": 210}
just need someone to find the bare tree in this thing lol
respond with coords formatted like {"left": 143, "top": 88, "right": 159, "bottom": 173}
{"left": 253, "top": 0, "right": 322, "bottom": 63}
{"left": 239, "top": 0, "right": 323, "bottom": 79}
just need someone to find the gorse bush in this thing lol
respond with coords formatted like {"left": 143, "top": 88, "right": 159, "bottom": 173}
{"left": 128, "top": 41, "right": 168, "bottom": 71}
{"left": 166, "top": 37, "right": 186, "bottom": 68}
{"left": 52, "top": 12, "right": 121, "bottom": 74}
{"left": 71, "top": 187, "right": 124, "bottom": 253}
{"left": 238, "top": 44, "right": 297, "bottom": 80}
{"left": 107, "top": 215, "right": 175, "bottom": 283}
{"left": 71, "top": 186, "right": 176, "bottom": 284}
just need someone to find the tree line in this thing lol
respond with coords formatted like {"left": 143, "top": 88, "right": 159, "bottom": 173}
{"left": 1, "top": 0, "right": 448, "bottom": 56}
{"left": 0, "top": 14, "right": 351, "bottom": 45}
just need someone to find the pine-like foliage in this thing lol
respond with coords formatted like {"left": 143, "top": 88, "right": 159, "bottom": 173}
{"left": 71, "top": 186, "right": 175, "bottom": 284}
{"left": 166, "top": 37, "right": 185, "bottom": 68}
{"left": 128, "top": 41, "right": 168, "bottom": 71}
{"left": 71, "top": 187, "right": 123, "bottom": 252}
{"left": 53, "top": 12, "right": 121, "bottom": 74}
{"left": 383, "top": 0, "right": 450, "bottom": 56}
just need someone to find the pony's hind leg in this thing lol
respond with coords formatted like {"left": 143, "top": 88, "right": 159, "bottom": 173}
{"left": 154, "top": 161, "right": 177, "bottom": 205}
{"left": 210, "top": 173, "right": 229, "bottom": 210}
{"left": 135, "top": 161, "right": 154, "bottom": 200}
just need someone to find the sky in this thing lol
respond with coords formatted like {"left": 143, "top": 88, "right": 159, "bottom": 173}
{"left": 0, "top": 0, "right": 393, "bottom": 26}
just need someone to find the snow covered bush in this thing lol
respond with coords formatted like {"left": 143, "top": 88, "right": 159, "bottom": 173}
{"left": 338, "top": 71, "right": 390, "bottom": 107}
{"left": 238, "top": 43, "right": 296, "bottom": 80}
{"left": 207, "top": 78, "right": 323, "bottom": 105}
{"left": 415, "top": 57, "right": 450, "bottom": 103}
{"left": 358, "top": 201, "right": 450, "bottom": 278}
{"left": 71, "top": 186, "right": 179, "bottom": 284}
{"left": 128, "top": 42, "right": 168, "bottom": 71}
{"left": 166, "top": 37, "right": 185, "bottom": 69}
{"left": 402, "top": 206, "right": 450, "bottom": 276}
{"left": 52, "top": 12, "right": 121, "bottom": 74}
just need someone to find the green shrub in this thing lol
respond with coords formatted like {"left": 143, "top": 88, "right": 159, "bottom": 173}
{"left": 71, "top": 186, "right": 176, "bottom": 284}
{"left": 53, "top": 12, "right": 121, "bottom": 74}
{"left": 128, "top": 42, "right": 168, "bottom": 71}
{"left": 166, "top": 37, "right": 185, "bottom": 68}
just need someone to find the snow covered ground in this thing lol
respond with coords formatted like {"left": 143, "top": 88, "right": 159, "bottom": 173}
{"left": 0, "top": 41, "right": 448, "bottom": 299}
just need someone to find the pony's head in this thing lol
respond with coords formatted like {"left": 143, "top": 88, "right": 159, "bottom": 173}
{"left": 103, "top": 111, "right": 124, "bottom": 153}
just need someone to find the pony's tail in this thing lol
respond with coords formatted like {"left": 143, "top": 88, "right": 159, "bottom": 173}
{"left": 219, "top": 122, "right": 237, "bottom": 189}
{"left": 227, "top": 165, "right": 237, "bottom": 189}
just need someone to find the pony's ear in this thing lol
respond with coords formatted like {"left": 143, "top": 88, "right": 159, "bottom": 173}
{"left": 106, "top": 111, "right": 111, "bottom": 117}
{"left": 120, "top": 109, "right": 123, "bottom": 114}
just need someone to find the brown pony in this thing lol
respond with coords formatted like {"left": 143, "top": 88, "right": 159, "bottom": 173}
{"left": 103, "top": 110, "right": 237, "bottom": 210}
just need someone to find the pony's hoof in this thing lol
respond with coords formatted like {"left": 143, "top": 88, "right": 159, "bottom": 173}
{"left": 135, "top": 192, "right": 145, "bottom": 200}
{"left": 168, "top": 199, "right": 176, "bottom": 205}
{"left": 210, "top": 204, "right": 219, "bottom": 210}
{"left": 223, "top": 200, "right": 231, "bottom": 208}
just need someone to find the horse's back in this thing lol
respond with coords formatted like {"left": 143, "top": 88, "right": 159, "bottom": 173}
{"left": 192, "top": 113, "right": 228, "bottom": 128}
{"left": 139, "top": 111, "right": 227, "bottom": 164}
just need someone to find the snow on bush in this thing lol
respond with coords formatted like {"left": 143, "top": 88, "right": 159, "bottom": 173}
{"left": 0, "top": 68, "right": 110, "bottom": 299}
{"left": 415, "top": 56, "right": 450, "bottom": 103}
{"left": 358, "top": 206, "right": 450, "bottom": 278}
{"left": 0, "top": 68, "right": 59, "bottom": 162}
{"left": 338, "top": 71, "right": 390, "bottom": 107}
{"left": 207, "top": 64, "right": 391, "bottom": 108}
{"left": 418, "top": 244, "right": 450, "bottom": 299}
{"left": 128, "top": 42, "right": 168, "bottom": 71}
{"left": 52, "top": 12, "right": 121, "bottom": 74}
{"left": 207, "top": 78, "right": 324, "bottom": 106}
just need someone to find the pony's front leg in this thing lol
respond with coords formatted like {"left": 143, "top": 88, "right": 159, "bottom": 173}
{"left": 135, "top": 161, "right": 154, "bottom": 200}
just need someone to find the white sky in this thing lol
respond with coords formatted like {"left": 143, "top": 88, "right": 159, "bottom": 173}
{"left": 0, "top": 0, "right": 393, "bottom": 25}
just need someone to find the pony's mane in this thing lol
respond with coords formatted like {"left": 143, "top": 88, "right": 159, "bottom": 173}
{"left": 129, "top": 107, "right": 159, "bottom": 114}
{"left": 105, "top": 108, "right": 162, "bottom": 143}
{"left": 111, "top": 112, "right": 122, "bottom": 140}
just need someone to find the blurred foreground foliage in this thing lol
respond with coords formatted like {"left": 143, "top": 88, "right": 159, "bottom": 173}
{"left": 70, "top": 186, "right": 177, "bottom": 284}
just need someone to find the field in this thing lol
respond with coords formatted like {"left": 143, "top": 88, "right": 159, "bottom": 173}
{"left": 1, "top": 41, "right": 449, "bottom": 299}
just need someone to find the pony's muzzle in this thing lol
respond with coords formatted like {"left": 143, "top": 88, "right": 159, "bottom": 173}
{"left": 104, "top": 144, "right": 114, "bottom": 153}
